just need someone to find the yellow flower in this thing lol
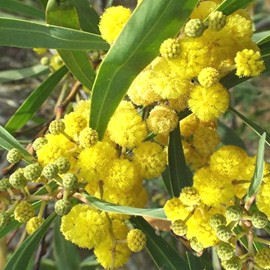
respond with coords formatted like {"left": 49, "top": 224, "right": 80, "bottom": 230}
{"left": 198, "top": 67, "right": 220, "bottom": 88}
{"left": 164, "top": 198, "right": 190, "bottom": 221}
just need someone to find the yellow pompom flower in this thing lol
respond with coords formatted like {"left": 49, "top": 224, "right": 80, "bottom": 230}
{"left": 164, "top": 198, "right": 190, "bottom": 221}
{"left": 198, "top": 67, "right": 220, "bottom": 88}
{"left": 133, "top": 141, "right": 167, "bottom": 179}
{"left": 180, "top": 114, "right": 199, "bottom": 138}
{"left": 188, "top": 83, "right": 229, "bottom": 121}
{"left": 127, "top": 69, "right": 161, "bottom": 106}
{"left": 76, "top": 141, "right": 117, "bottom": 187}
{"left": 94, "top": 219, "right": 131, "bottom": 269}
{"left": 256, "top": 180, "right": 270, "bottom": 218}
{"left": 193, "top": 167, "right": 233, "bottom": 207}
{"left": 105, "top": 159, "right": 142, "bottom": 192}
{"left": 147, "top": 105, "right": 178, "bottom": 135}
{"left": 73, "top": 100, "right": 90, "bottom": 120}
{"left": 26, "top": 217, "right": 44, "bottom": 235}
{"left": 179, "top": 187, "right": 200, "bottom": 207}
{"left": 235, "top": 49, "right": 265, "bottom": 77}
{"left": 99, "top": 6, "right": 131, "bottom": 44}
{"left": 168, "top": 96, "right": 189, "bottom": 112}
{"left": 64, "top": 112, "right": 87, "bottom": 140}
{"left": 107, "top": 103, "right": 147, "bottom": 148}
{"left": 61, "top": 204, "right": 108, "bottom": 249}
{"left": 78, "top": 127, "right": 98, "bottom": 148}
{"left": 210, "top": 145, "right": 248, "bottom": 179}
{"left": 160, "top": 38, "right": 181, "bottom": 59}
{"left": 127, "top": 229, "right": 146, "bottom": 252}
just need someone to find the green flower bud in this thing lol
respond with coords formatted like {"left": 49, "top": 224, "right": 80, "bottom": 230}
{"left": 207, "top": 11, "right": 226, "bottom": 31}
{"left": 216, "top": 225, "right": 232, "bottom": 242}
{"left": 24, "top": 163, "right": 42, "bottom": 181}
{"left": 26, "top": 216, "right": 44, "bottom": 235}
{"left": 225, "top": 206, "right": 242, "bottom": 222}
{"left": 49, "top": 120, "right": 65, "bottom": 135}
{"left": 171, "top": 220, "right": 187, "bottom": 236}
{"left": 222, "top": 256, "right": 242, "bottom": 270}
{"left": 32, "top": 137, "right": 48, "bottom": 151}
{"left": 190, "top": 237, "right": 203, "bottom": 253}
{"left": 127, "top": 229, "right": 147, "bottom": 252}
{"left": 9, "top": 168, "right": 27, "bottom": 188}
{"left": 159, "top": 38, "right": 181, "bottom": 59}
{"left": 255, "top": 248, "right": 270, "bottom": 269}
{"left": 62, "top": 173, "right": 77, "bottom": 189}
{"left": 6, "top": 148, "right": 21, "bottom": 164}
{"left": 252, "top": 211, "right": 269, "bottom": 229}
{"left": 42, "top": 164, "right": 59, "bottom": 180}
{"left": 0, "top": 212, "right": 10, "bottom": 227}
{"left": 54, "top": 157, "right": 70, "bottom": 174}
{"left": 79, "top": 128, "right": 99, "bottom": 148}
{"left": 14, "top": 201, "right": 35, "bottom": 223}
{"left": 54, "top": 199, "right": 71, "bottom": 216}
{"left": 209, "top": 214, "right": 226, "bottom": 230}
{"left": 184, "top": 19, "right": 205, "bottom": 37}
{"left": 216, "top": 242, "right": 235, "bottom": 261}
{"left": 0, "top": 178, "right": 11, "bottom": 191}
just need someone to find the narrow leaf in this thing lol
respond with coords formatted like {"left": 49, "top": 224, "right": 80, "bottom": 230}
{"left": 229, "top": 107, "right": 270, "bottom": 146}
{"left": 4, "top": 214, "right": 56, "bottom": 270}
{"left": 0, "top": 125, "right": 34, "bottom": 162}
{"left": 216, "top": 0, "right": 254, "bottom": 15}
{"left": 246, "top": 133, "right": 266, "bottom": 199}
{"left": 0, "top": 0, "right": 45, "bottom": 20}
{"left": 0, "top": 18, "right": 109, "bottom": 50}
{"left": 5, "top": 66, "right": 68, "bottom": 133}
{"left": 167, "top": 123, "right": 192, "bottom": 197}
{"left": 0, "top": 64, "right": 49, "bottom": 84}
{"left": 90, "top": 0, "right": 199, "bottom": 138}
{"left": 46, "top": 0, "right": 95, "bottom": 89}
{"left": 0, "top": 219, "right": 20, "bottom": 239}
{"left": 53, "top": 217, "right": 80, "bottom": 270}
{"left": 84, "top": 194, "right": 167, "bottom": 220}
{"left": 132, "top": 217, "right": 189, "bottom": 270}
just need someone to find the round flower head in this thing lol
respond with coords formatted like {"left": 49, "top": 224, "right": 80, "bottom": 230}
{"left": 255, "top": 248, "right": 270, "bottom": 269}
{"left": 225, "top": 206, "right": 242, "bottom": 222}
{"left": 184, "top": 19, "right": 205, "bottom": 37}
{"left": 127, "top": 229, "right": 146, "bottom": 252}
{"left": 179, "top": 187, "right": 200, "bottom": 207}
{"left": 252, "top": 211, "right": 269, "bottom": 229}
{"left": 7, "top": 148, "right": 21, "bottom": 164}
{"left": 133, "top": 141, "right": 167, "bottom": 179}
{"left": 222, "top": 257, "right": 242, "bottom": 270}
{"left": 14, "top": 201, "right": 35, "bottom": 223}
{"left": 24, "top": 163, "right": 42, "bottom": 182}
{"left": 64, "top": 112, "right": 87, "bottom": 140}
{"left": 207, "top": 11, "right": 226, "bottom": 31}
{"left": 55, "top": 199, "right": 72, "bottom": 216}
{"left": 198, "top": 67, "right": 220, "bottom": 88}
{"left": 79, "top": 127, "right": 98, "bottom": 148}
{"left": 188, "top": 83, "right": 229, "bottom": 121}
{"left": 49, "top": 120, "right": 65, "bottom": 135}
{"left": 160, "top": 38, "right": 181, "bottom": 59}
{"left": 0, "top": 178, "right": 11, "bottom": 191}
{"left": 216, "top": 242, "right": 235, "bottom": 261}
{"left": 190, "top": 237, "right": 204, "bottom": 253}
{"left": 32, "top": 137, "right": 48, "bottom": 151}
{"left": 235, "top": 49, "right": 265, "bottom": 77}
{"left": 9, "top": 168, "right": 27, "bottom": 189}
{"left": 99, "top": 6, "right": 131, "bottom": 44}
{"left": 164, "top": 198, "right": 190, "bottom": 221}
{"left": 54, "top": 157, "right": 70, "bottom": 174}
{"left": 42, "top": 163, "right": 59, "bottom": 180}
{"left": 216, "top": 225, "right": 232, "bottom": 242}
{"left": 209, "top": 214, "right": 226, "bottom": 230}
{"left": 26, "top": 217, "right": 44, "bottom": 235}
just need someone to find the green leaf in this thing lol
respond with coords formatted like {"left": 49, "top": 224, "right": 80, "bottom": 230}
{"left": 40, "top": 259, "right": 57, "bottom": 270}
{"left": 0, "top": 219, "right": 20, "bottom": 239}
{"left": 229, "top": 107, "right": 270, "bottom": 147}
{"left": 0, "top": 18, "right": 109, "bottom": 50}
{"left": 216, "top": 0, "right": 254, "bottom": 15}
{"left": 0, "top": 125, "right": 34, "bottom": 162}
{"left": 46, "top": 0, "right": 95, "bottom": 89}
{"left": 80, "top": 256, "right": 99, "bottom": 269}
{"left": 84, "top": 194, "right": 167, "bottom": 220}
{"left": 218, "top": 121, "right": 246, "bottom": 149}
{"left": 167, "top": 123, "right": 192, "bottom": 197}
{"left": 4, "top": 214, "right": 56, "bottom": 270}
{"left": 53, "top": 217, "right": 80, "bottom": 270}
{"left": 90, "top": 0, "right": 199, "bottom": 138}
{"left": 253, "top": 31, "right": 270, "bottom": 44}
{"left": 246, "top": 133, "right": 266, "bottom": 199}
{"left": 0, "top": 0, "right": 45, "bottom": 20}
{"left": 0, "top": 64, "right": 49, "bottom": 84}
{"left": 72, "top": 0, "right": 99, "bottom": 33}
{"left": 132, "top": 217, "right": 189, "bottom": 270}
{"left": 5, "top": 66, "right": 68, "bottom": 133}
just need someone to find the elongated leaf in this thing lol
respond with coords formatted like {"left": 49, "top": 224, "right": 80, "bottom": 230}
{"left": 72, "top": 0, "right": 99, "bottom": 33}
{"left": 46, "top": 0, "right": 95, "bottom": 89}
{"left": 246, "top": 133, "right": 266, "bottom": 199}
{"left": 132, "top": 217, "right": 189, "bottom": 270}
{"left": 5, "top": 66, "right": 68, "bottom": 133}
{"left": 4, "top": 214, "right": 56, "bottom": 270}
{"left": 90, "top": 0, "right": 199, "bottom": 138}
{"left": 0, "top": 125, "right": 34, "bottom": 162}
{"left": 53, "top": 217, "right": 80, "bottom": 270}
{"left": 0, "top": 18, "right": 109, "bottom": 50}
{"left": 229, "top": 107, "right": 270, "bottom": 146}
{"left": 84, "top": 194, "right": 167, "bottom": 220}
{"left": 0, "top": 0, "right": 45, "bottom": 20}
{"left": 216, "top": 0, "right": 254, "bottom": 15}
{"left": 167, "top": 124, "right": 192, "bottom": 197}
{"left": 0, "top": 64, "right": 49, "bottom": 84}
{"left": 0, "top": 219, "right": 20, "bottom": 239}
{"left": 40, "top": 259, "right": 57, "bottom": 270}
{"left": 253, "top": 31, "right": 270, "bottom": 44}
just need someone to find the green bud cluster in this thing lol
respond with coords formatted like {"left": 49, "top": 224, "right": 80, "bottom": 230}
{"left": 79, "top": 128, "right": 99, "bottom": 148}
{"left": 216, "top": 242, "right": 235, "bottom": 261}
{"left": 32, "top": 137, "right": 48, "bottom": 151}
{"left": 222, "top": 256, "right": 242, "bottom": 270}
{"left": 49, "top": 120, "right": 65, "bottom": 135}
{"left": 14, "top": 201, "right": 35, "bottom": 223}
{"left": 216, "top": 225, "right": 232, "bottom": 242}
{"left": 225, "top": 206, "right": 242, "bottom": 222}
{"left": 54, "top": 199, "right": 72, "bottom": 216}
{"left": 0, "top": 178, "right": 11, "bottom": 191}
{"left": 9, "top": 168, "right": 27, "bottom": 189}
{"left": 54, "top": 157, "right": 70, "bottom": 174}
{"left": 24, "top": 163, "right": 42, "bottom": 181}
{"left": 209, "top": 214, "right": 226, "bottom": 230}
{"left": 252, "top": 211, "right": 269, "bottom": 229}
{"left": 190, "top": 237, "right": 203, "bottom": 253}
{"left": 6, "top": 148, "right": 22, "bottom": 164}
{"left": 159, "top": 38, "right": 181, "bottom": 59}
{"left": 42, "top": 164, "right": 59, "bottom": 180}
{"left": 62, "top": 173, "right": 77, "bottom": 190}
{"left": 184, "top": 19, "right": 205, "bottom": 37}
{"left": 207, "top": 11, "right": 226, "bottom": 31}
